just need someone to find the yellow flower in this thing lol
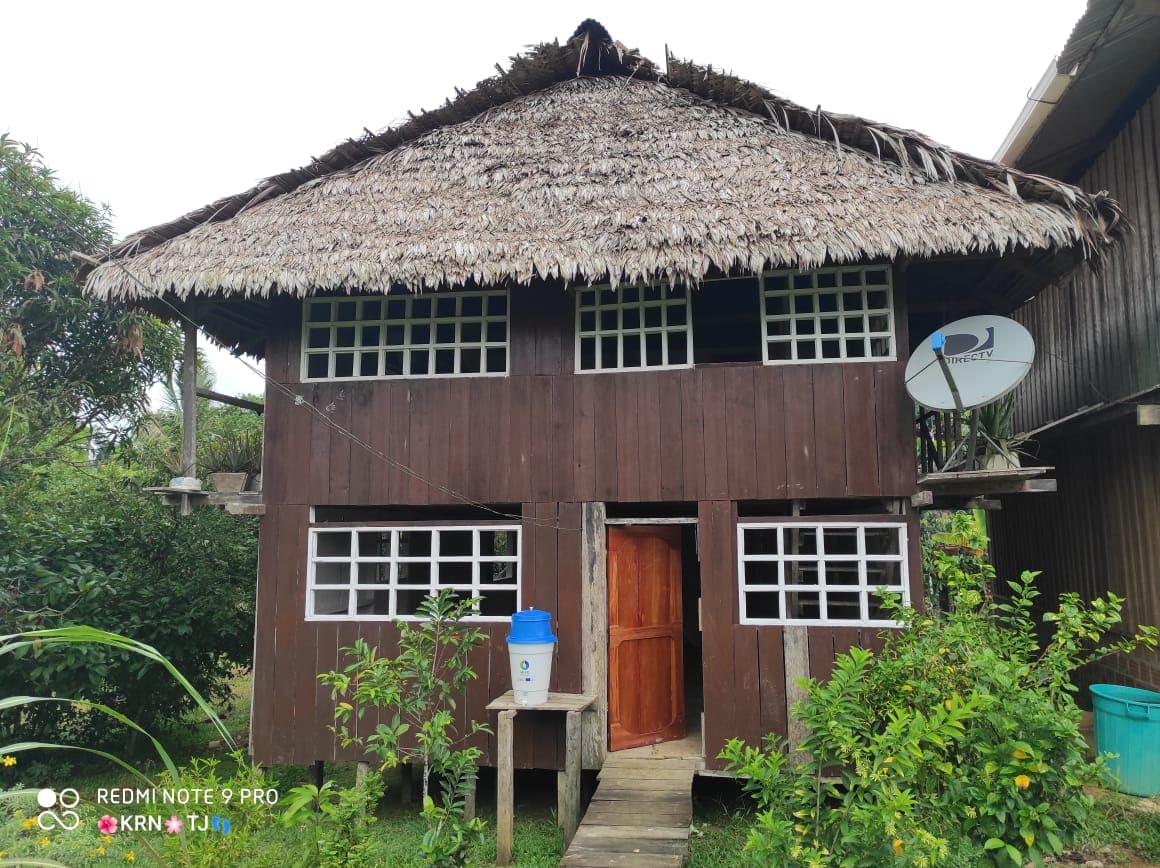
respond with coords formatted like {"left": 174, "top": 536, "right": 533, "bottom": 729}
{"left": 126, "top": 852, "right": 136, "bottom": 863}
{"left": 893, "top": 838, "right": 904, "bottom": 856}
{"left": 901, "top": 684, "right": 913, "bottom": 692}
{"left": 1, "top": 755, "right": 16, "bottom": 767}
{"left": 102, "top": 834, "right": 113, "bottom": 845}
{"left": 883, "top": 756, "right": 895, "bottom": 764}
{"left": 39, "top": 836, "right": 50, "bottom": 847}
{"left": 944, "top": 699, "right": 954, "bottom": 710}
{"left": 22, "top": 817, "right": 38, "bottom": 830}
{"left": 1014, "top": 774, "right": 1031, "bottom": 789}
{"left": 97, "top": 846, "right": 106, "bottom": 856}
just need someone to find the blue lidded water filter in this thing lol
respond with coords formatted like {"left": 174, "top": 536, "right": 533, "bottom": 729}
{"left": 507, "top": 608, "right": 557, "bottom": 645}
{"left": 507, "top": 609, "right": 556, "bottom": 706}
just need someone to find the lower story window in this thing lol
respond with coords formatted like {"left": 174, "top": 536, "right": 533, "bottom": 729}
{"left": 307, "top": 524, "right": 520, "bottom": 620}
{"left": 737, "top": 521, "right": 908, "bottom": 626}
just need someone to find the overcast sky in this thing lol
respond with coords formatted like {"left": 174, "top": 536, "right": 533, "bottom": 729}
{"left": 6, "top": 0, "right": 1086, "bottom": 394}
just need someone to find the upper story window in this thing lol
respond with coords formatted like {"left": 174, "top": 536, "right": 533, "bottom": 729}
{"left": 576, "top": 284, "right": 693, "bottom": 372}
{"left": 761, "top": 266, "right": 895, "bottom": 363}
{"left": 574, "top": 267, "right": 894, "bottom": 374}
{"left": 307, "top": 523, "right": 520, "bottom": 621}
{"left": 737, "top": 520, "right": 908, "bottom": 626}
{"left": 302, "top": 290, "right": 509, "bottom": 381}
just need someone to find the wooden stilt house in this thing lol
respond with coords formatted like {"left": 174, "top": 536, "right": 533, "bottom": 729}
{"left": 83, "top": 21, "right": 1124, "bottom": 773}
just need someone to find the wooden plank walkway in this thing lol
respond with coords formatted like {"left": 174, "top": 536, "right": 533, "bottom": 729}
{"left": 559, "top": 752, "right": 699, "bottom": 867}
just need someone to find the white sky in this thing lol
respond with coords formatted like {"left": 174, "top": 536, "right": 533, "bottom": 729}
{"left": 6, "top": 0, "right": 1086, "bottom": 395}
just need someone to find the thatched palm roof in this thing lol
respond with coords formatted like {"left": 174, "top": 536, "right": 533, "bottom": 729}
{"left": 85, "top": 19, "right": 1123, "bottom": 307}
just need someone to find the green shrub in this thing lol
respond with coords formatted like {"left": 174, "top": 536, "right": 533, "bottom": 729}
{"left": 722, "top": 556, "right": 1157, "bottom": 866}
{"left": 0, "top": 461, "right": 256, "bottom": 748}
{"left": 280, "top": 775, "right": 383, "bottom": 868}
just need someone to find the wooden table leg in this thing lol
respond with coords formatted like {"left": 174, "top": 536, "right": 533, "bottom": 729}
{"left": 562, "top": 710, "right": 582, "bottom": 846}
{"left": 497, "top": 710, "right": 516, "bottom": 866}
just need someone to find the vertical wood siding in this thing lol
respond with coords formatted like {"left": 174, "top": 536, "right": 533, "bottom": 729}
{"left": 1013, "top": 87, "right": 1160, "bottom": 431}
{"left": 251, "top": 502, "right": 585, "bottom": 768}
{"left": 253, "top": 278, "right": 920, "bottom": 768}
{"left": 695, "top": 503, "right": 916, "bottom": 771}
{"left": 261, "top": 296, "right": 916, "bottom": 509}
{"left": 992, "top": 423, "right": 1160, "bottom": 686}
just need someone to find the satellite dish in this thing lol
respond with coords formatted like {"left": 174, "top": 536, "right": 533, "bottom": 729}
{"left": 905, "top": 315, "right": 1035, "bottom": 411}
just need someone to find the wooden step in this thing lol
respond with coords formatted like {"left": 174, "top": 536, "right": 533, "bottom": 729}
{"left": 560, "top": 754, "right": 697, "bottom": 867}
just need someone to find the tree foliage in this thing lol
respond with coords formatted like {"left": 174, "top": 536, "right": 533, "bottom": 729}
{"left": 0, "top": 134, "right": 178, "bottom": 473}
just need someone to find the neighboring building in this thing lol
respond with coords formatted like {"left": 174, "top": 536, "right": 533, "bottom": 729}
{"left": 84, "top": 21, "right": 1123, "bottom": 772}
{"left": 991, "top": 0, "right": 1160, "bottom": 691}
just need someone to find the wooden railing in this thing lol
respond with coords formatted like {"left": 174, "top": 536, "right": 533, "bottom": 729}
{"left": 916, "top": 407, "right": 968, "bottom": 476}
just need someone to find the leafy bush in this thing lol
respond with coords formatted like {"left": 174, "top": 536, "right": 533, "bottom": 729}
{"left": 722, "top": 553, "right": 1157, "bottom": 866}
{"left": 0, "top": 460, "right": 256, "bottom": 747}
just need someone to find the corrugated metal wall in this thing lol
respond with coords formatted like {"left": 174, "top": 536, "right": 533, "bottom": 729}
{"left": 1011, "top": 86, "right": 1160, "bottom": 432}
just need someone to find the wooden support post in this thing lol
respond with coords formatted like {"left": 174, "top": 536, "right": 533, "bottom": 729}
{"left": 580, "top": 502, "right": 608, "bottom": 770}
{"left": 783, "top": 626, "right": 810, "bottom": 761}
{"left": 355, "top": 761, "right": 369, "bottom": 789}
{"left": 180, "top": 319, "right": 198, "bottom": 516}
{"left": 400, "top": 763, "right": 413, "bottom": 805}
{"left": 560, "top": 709, "right": 582, "bottom": 846}
{"left": 463, "top": 771, "right": 477, "bottom": 823}
{"left": 311, "top": 760, "right": 324, "bottom": 789}
{"left": 496, "top": 710, "right": 516, "bottom": 866}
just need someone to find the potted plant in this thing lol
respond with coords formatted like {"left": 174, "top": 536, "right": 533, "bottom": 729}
{"left": 200, "top": 432, "right": 262, "bottom": 493}
{"left": 976, "top": 394, "right": 1027, "bottom": 471}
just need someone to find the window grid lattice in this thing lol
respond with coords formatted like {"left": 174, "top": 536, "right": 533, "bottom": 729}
{"left": 737, "top": 522, "right": 908, "bottom": 626}
{"left": 302, "top": 291, "right": 509, "bottom": 381}
{"left": 575, "top": 284, "right": 693, "bottom": 372}
{"left": 307, "top": 525, "right": 520, "bottom": 620}
{"left": 761, "top": 266, "right": 895, "bottom": 363}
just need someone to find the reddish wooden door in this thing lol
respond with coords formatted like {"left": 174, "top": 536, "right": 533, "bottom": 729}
{"left": 608, "top": 526, "right": 685, "bottom": 751}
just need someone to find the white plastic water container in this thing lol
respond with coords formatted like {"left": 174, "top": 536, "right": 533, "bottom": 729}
{"left": 507, "top": 609, "right": 557, "bottom": 707}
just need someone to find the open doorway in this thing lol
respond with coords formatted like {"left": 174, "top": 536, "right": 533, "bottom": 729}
{"left": 605, "top": 522, "right": 703, "bottom": 757}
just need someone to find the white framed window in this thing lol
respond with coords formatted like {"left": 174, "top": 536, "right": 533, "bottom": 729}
{"left": 737, "top": 521, "right": 908, "bottom": 626}
{"left": 761, "top": 266, "right": 895, "bottom": 363}
{"left": 306, "top": 524, "right": 520, "bottom": 620}
{"left": 302, "top": 290, "right": 509, "bottom": 381}
{"left": 575, "top": 284, "right": 693, "bottom": 372}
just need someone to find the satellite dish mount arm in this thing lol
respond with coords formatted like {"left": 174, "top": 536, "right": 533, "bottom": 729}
{"left": 932, "top": 333, "right": 979, "bottom": 472}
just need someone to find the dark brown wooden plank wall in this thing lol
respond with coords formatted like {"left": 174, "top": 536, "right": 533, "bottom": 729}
{"left": 265, "top": 316, "right": 915, "bottom": 506}
{"left": 993, "top": 424, "right": 1160, "bottom": 642}
{"left": 698, "top": 500, "right": 737, "bottom": 770}
{"left": 253, "top": 502, "right": 588, "bottom": 769}
{"left": 1013, "top": 87, "right": 1160, "bottom": 431}
{"left": 756, "top": 626, "right": 787, "bottom": 741}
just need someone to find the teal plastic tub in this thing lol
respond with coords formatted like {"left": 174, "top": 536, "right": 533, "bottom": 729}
{"left": 1089, "top": 683, "right": 1160, "bottom": 797}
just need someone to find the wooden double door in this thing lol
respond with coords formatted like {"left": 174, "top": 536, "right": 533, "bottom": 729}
{"left": 607, "top": 526, "right": 686, "bottom": 751}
